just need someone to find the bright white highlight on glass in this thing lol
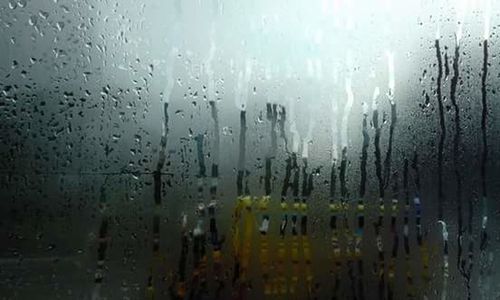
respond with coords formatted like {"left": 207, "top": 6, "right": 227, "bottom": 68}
{"left": 341, "top": 76, "right": 353, "bottom": 149}
{"left": 386, "top": 51, "right": 395, "bottom": 99}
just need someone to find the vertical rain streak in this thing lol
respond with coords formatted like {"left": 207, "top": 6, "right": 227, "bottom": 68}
{"left": 205, "top": 27, "right": 220, "bottom": 200}
{"left": 279, "top": 105, "right": 291, "bottom": 208}
{"left": 265, "top": 103, "right": 278, "bottom": 197}
{"left": 231, "top": 108, "right": 247, "bottom": 289}
{"left": 276, "top": 105, "right": 290, "bottom": 295}
{"left": 289, "top": 115, "right": 301, "bottom": 293}
{"left": 441, "top": 3, "right": 468, "bottom": 290}
{"left": 96, "top": 218, "right": 109, "bottom": 278}
{"left": 152, "top": 102, "right": 169, "bottom": 255}
{"left": 147, "top": 99, "right": 170, "bottom": 298}
{"left": 235, "top": 58, "right": 252, "bottom": 196}
{"left": 300, "top": 117, "right": 315, "bottom": 295}
{"left": 359, "top": 102, "right": 369, "bottom": 199}
{"left": 270, "top": 103, "right": 278, "bottom": 156}
{"left": 301, "top": 116, "right": 315, "bottom": 202}
{"left": 339, "top": 142, "right": 347, "bottom": 200}
{"left": 434, "top": 36, "right": 445, "bottom": 221}
{"left": 290, "top": 99, "right": 301, "bottom": 208}
{"left": 383, "top": 52, "right": 397, "bottom": 190}
{"left": 356, "top": 100, "right": 369, "bottom": 300}
{"left": 339, "top": 146, "right": 356, "bottom": 299}
{"left": 171, "top": 215, "right": 189, "bottom": 299}
{"left": 339, "top": 137, "right": 348, "bottom": 202}
{"left": 236, "top": 110, "right": 247, "bottom": 197}
{"left": 479, "top": 37, "right": 489, "bottom": 251}
{"left": 207, "top": 29, "right": 219, "bottom": 199}
{"left": 281, "top": 153, "right": 292, "bottom": 212}
{"left": 330, "top": 86, "right": 339, "bottom": 203}
{"left": 411, "top": 151, "right": 430, "bottom": 296}
{"left": 372, "top": 88, "right": 384, "bottom": 200}
{"left": 208, "top": 100, "right": 224, "bottom": 297}
{"left": 279, "top": 104, "right": 291, "bottom": 240}
{"left": 278, "top": 105, "right": 288, "bottom": 153}
{"left": 340, "top": 71, "right": 354, "bottom": 235}
{"left": 329, "top": 87, "right": 341, "bottom": 299}
{"left": 450, "top": 40, "right": 465, "bottom": 280}
{"left": 155, "top": 102, "right": 169, "bottom": 205}
{"left": 92, "top": 181, "right": 110, "bottom": 300}
{"left": 4, "top": 1, "right": 500, "bottom": 300}
{"left": 209, "top": 101, "right": 220, "bottom": 199}
{"left": 383, "top": 98, "right": 396, "bottom": 189}
{"left": 190, "top": 134, "right": 208, "bottom": 299}
{"left": 337, "top": 73, "right": 357, "bottom": 298}
{"left": 195, "top": 134, "right": 207, "bottom": 196}
{"left": 341, "top": 77, "right": 354, "bottom": 152}
{"left": 330, "top": 160, "right": 337, "bottom": 203}
{"left": 371, "top": 84, "right": 385, "bottom": 300}
{"left": 256, "top": 102, "right": 277, "bottom": 294}
{"left": 402, "top": 159, "right": 414, "bottom": 298}
{"left": 478, "top": 3, "right": 492, "bottom": 297}
{"left": 387, "top": 170, "right": 400, "bottom": 300}
{"left": 292, "top": 152, "right": 300, "bottom": 207}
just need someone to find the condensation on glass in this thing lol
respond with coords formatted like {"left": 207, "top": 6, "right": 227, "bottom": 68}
{"left": 1, "top": 0, "right": 500, "bottom": 299}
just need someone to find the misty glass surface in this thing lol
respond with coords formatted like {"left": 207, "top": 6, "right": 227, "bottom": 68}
{"left": 1, "top": 0, "right": 500, "bottom": 299}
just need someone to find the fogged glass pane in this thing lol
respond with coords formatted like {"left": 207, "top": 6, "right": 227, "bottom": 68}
{"left": 1, "top": 0, "right": 500, "bottom": 299}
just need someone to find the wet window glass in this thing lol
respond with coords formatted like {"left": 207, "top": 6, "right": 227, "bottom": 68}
{"left": 1, "top": 0, "right": 499, "bottom": 299}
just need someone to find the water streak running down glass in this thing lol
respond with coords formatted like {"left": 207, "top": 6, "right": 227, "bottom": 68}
{"left": 0, "top": 0, "right": 500, "bottom": 299}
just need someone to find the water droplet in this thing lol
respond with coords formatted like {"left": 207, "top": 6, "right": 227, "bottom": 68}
{"left": 28, "top": 16, "right": 38, "bottom": 26}
{"left": 39, "top": 11, "right": 49, "bottom": 19}
{"left": 56, "top": 21, "right": 64, "bottom": 31}
{"left": 222, "top": 126, "right": 233, "bottom": 136}
{"left": 17, "top": 0, "right": 27, "bottom": 8}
